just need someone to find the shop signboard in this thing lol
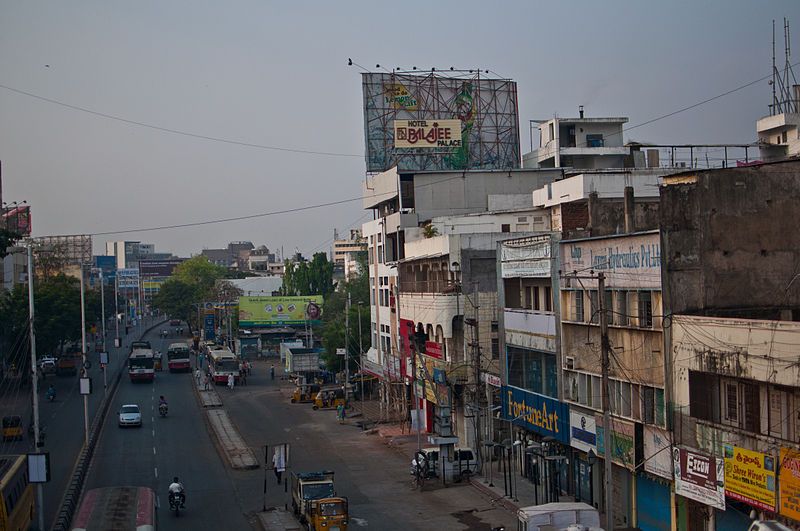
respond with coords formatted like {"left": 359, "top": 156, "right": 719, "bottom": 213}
{"left": 560, "top": 232, "right": 661, "bottom": 289}
{"left": 643, "top": 426, "right": 673, "bottom": 480}
{"left": 502, "top": 385, "right": 569, "bottom": 444}
{"left": 723, "top": 445, "right": 776, "bottom": 512}
{"left": 569, "top": 410, "right": 596, "bottom": 453}
{"left": 779, "top": 448, "right": 800, "bottom": 521}
{"left": 238, "top": 296, "right": 323, "bottom": 327}
{"left": 204, "top": 313, "right": 215, "bottom": 340}
{"left": 425, "top": 341, "right": 443, "bottom": 359}
{"left": 596, "top": 416, "right": 635, "bottom": 469}
{"left": 673, "top": 447, "right": 725, "bottom": 510}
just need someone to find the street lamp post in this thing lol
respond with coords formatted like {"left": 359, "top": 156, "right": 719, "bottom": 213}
{"left": 79, "top": 265, "right": 89, "bottom": 447}
{"left": 26, "top": 243, "right": 45, "bottom": 531}
{"left": 114, "top": 274, "right": 120, "bottom": 348}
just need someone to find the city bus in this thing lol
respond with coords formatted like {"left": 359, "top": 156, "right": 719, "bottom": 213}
{"left": 208, "top": 348, "right": 239, "bottom": 384}
{"left": 0, "top": 455, "right": 34, "bottom": 531}
{"left": 128, "top": 349, "right": 155, "bottom": 382}
{"left": 167, "top": 342, "right": 191, "bottom": 372}
{"left": 71, "top": 486, "right": 156, "bottom": 531}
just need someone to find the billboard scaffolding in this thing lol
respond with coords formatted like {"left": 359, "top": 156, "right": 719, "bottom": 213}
{"left": 362, "top": 71, "right": 520, "bottom": 173}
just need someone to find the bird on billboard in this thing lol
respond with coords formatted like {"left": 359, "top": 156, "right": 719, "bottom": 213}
{"left": 348, "top": 58, "right": 352, "bottom": 66}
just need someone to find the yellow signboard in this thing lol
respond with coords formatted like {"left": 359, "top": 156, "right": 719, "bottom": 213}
{"left": 394, "top": 119, "right": 462, "bottom": 149}
{"left": 723, "top": 445, "right": 776, "bottom": 512}
{"left": 780, "top": 448, "right": 800, "bottom": 521}
{"left": 238, "top": 296, "right": 323, "bottom": 327}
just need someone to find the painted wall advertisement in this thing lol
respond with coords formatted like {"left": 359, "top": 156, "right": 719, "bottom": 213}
{"left": 596, "top": 416, "right": 635, "bottom": 469}
{"left": 394, "top": 119, "right": 462, "bottom": 149}
{"left": 502, "top": 385, "right": 569, "bottom": 444}
{"left": 238, "top": 296, "right": 323, "bottom": 327}
{"left": 673, "top": 447, "right": 725, "bottom": 510}
{"left": 779, "top": 448, "right": 800, "bottom": 520}
{"left": 724, "top": 445, "right": 776, "bottom": 512}
{"left": 569, "top": 410, "right": 596, "bottom": 453}
{"left": 560, "top": 232, "right": 661, "bottom": 289}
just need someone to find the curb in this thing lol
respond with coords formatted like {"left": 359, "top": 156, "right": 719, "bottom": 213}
{"left": 468, "top": 476, "right": 520, "bottom": 513}
{"left": 51, "top": 318, "right": 167, "bottom": 531}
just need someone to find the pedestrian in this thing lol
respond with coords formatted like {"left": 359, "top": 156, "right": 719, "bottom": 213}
{"left": 195, "top": 368, "right": 202, "bottom": 387}
{"left": 272, "top": 445, "right": 286, "bottom": 485}
{"left": 203, "top": 373, "right": 210, "bottom": 391}
{"left": 270, "top": 364, "right": 275, "bottom": 381}
{"left": 240, "top": 368, "right": 247, "bottom": 386}
{"left": 336, "top": 403, "right": 345, "bottom": 424}
{"left": 227, "top": 373, "right": 235, "bottom": 391}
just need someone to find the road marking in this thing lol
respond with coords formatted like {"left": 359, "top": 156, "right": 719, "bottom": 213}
{"left": 154, "top": 467, "right": 158, "bottom": 478}
{"left": 152, "top": 429, "right": 155, "bottom": 437}
{"left": 153, "top": 447, "right": 156, "bottom": 455}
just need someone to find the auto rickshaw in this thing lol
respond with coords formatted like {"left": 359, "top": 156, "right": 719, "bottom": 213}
{"left": 290, "top": 384, "right": 320, "bottom": 403}
{"left": 154, "top": 351, "right": 163, "bottom": 371}
{"left": 312, "top": 387, "right": 346, "bottom": 410}
{"left": 2, "top": 415, "right": 23, "bottom": 441}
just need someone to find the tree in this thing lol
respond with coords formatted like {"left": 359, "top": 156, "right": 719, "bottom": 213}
{"left": 281, "top": 252, "right": 333, "bottom": 297}
{"left": 152, "top": 279, "right": 195, "bottom": 322}
{"left": 173, "top": 256, "right": 228, "bottom": 300}
{"left": 0, "top": 229, "right": 22, "bottom": 258}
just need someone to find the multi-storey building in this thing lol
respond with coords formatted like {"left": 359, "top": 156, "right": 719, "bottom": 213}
{"left": 332, "top": 229, "right": 366, "bottom": 281}
{"left": 661, "top": 160, "right": 800, "bottom": 530}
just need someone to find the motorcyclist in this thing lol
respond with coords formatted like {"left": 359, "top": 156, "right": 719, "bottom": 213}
{"left": 159, "top": 395, "right": 168, "bottom": 407}
{"left": 45, "top": 385, "right": 56, "bottom": 401}
{"left": 168, "top": 477, "right": 185, "bottom": 507}
{"left": 158, "top": 396, "right": 168, "bottom": 415}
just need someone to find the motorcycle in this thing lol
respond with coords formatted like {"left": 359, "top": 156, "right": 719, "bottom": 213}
{"left": 168, "top": 491, "right": 185, "bottom": 516}
{"left": 45, "top": 388, "right": 56, "bottom": 402}
{"left": 159, "top": 403, "right": 168, "bottom": 417}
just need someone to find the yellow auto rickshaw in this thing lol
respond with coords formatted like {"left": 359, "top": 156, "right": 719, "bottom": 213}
{"left": 154, "top": 351, "right": 163, "bottom": 371}
{"left": 2, "top": 416, "right": 23, "bottom": 441}
{"left": 312, "top": 388, "right": 346, "bottom": 410}
{"left": 291, "top": 384, "right": 320, "bottom": 404}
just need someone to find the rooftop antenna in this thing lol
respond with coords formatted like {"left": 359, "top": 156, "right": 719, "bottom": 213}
{"left": 770, "top": 18, "right": 799, "bottom": 115}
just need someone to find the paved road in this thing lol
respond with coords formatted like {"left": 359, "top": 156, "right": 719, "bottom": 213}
{"left": 84, "top": 322, "right": 254, "bottom": 531}
{"left": 0, "top": 315, "right": 157, "bottom": 529}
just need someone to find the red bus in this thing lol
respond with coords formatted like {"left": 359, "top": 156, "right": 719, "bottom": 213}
{"left": 167, "top": 342, "right": 191, "bottom": 372}
{"left": 71, "top": 486, "right": 155, "bottom": 531}
{"left": 208, "top": 348, "right": 239, "bottom": 384}
{"left": 128, "top": 349, "right": 155, "bottom": 382}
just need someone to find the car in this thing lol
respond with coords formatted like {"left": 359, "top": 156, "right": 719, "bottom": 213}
{"left": 118, "top": 404, "right": 142, "bottom": 427}
{"left": 169, "top": 319, "right": 181, "bottom": 326}
{"left": 39, "top": 358, "right": 57, "bottom": 375}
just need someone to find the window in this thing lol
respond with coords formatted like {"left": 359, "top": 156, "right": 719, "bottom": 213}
{"left": 643, "top": 386, "right": 655, "bottom": 424}
{"left": 724, "top": 382, "right": 739, "bottom": 423}
{"left": 507, "top": 347, "right": 557, "bottom": 398}
{"left": 524, "top": 287, "right": 532, "bottom": 310}
{"left": 638, "top": 291, "right": 652, "bottom": 328}
{"left": 564, "top": 370, "right": 601, "bottom": 409}
{"left": 589, "top": 290, "right": 599, "bottom": 324}
{"left": 573, "top": 291, "right": 584, "bottom": 322}
{"left": 617, "top": 291, "right": 628, "bottom": 326}
{"left": 586, "top": 134, "right": 605, "bottom": 147}
{"left": 378, "top": 245, "right": 383, "bottom": 264}
{"left": 545, "top": 287, "right": 552, "bottom": 312}
{"left": 533, "top": 286, "right": 540, "bottom": 311}
{"left": 501, "top": 224, "right": 511, "bottom": 233}
{"left": 604, "top": 290, "right": 614, "bottom": 325}
{"left": 769, "top": 388, "right": 789, "bottom": 438}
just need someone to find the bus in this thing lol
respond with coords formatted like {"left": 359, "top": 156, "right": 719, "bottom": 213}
{"left": 166, "top": 342, "right": 191, "bottom": 372}
{"left": 208, "top": 348, "right": 239, "bottom": 384}
{"left": 0, "top": 455, "right": 34, "bottom": 531}
{"left": 71, "top": 486, "right": 156, "bottom": 531}
{"left": 129, "top": 349, "right": 155, "bottom": 382}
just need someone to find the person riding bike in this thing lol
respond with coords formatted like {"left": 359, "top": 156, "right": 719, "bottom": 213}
{"left": 159, "top": 395, "right": 167, "bottom": 406}
{"left": 45, "top": 385, "right": 56, "bottom": 401}
{"left": 168, "top": 477, "right": 185, "bottom": 507}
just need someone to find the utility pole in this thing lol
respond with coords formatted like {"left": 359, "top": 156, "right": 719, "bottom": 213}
{"left": 99, "top": 269, "right": 107, "bottom": 392}
{"left": 358, "top": 303, "right": 364, "bottom": 413}
{"left": 79, "top": 265, "right": 89, "bottom": 447}
{"left": 345, "top": 292, "right": 350, "bottom": 403}
{"left": 599, "top": 272, "right": 614, "bottom": 531}
{"left": 468, "top": 281, "right": 483, "bottom": 459}
{"left": 27, "top": 243, "right": 45, "bottom": 531}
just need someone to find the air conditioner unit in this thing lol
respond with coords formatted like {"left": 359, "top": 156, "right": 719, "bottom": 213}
{"left": 565, "top": 356, "right": 575, "bottom": 370}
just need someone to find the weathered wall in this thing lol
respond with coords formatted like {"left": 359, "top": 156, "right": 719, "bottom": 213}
{"left": 661, "top": 161, "right": 800, "bottom": 315}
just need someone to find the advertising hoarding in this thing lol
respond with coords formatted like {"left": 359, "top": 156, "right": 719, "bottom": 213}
{"left": 204, "top": 313, "right": 215, "bottom": 340}
{"left": 362, "top": 72, "right": 520, "bottom": 172}
{"left": 117, "top": 268, "right": 140, "bottom": 289}
{"left": 139, "top": 259, "right": 185, "bottom": 278}
{"left": 569, "top": 410, "right": 596, "bottom": 453}
{"left": 723, "top": 445, "right": 776, "bottom": 512}
{"left": 394, "top": 119, "right": 462, "bottom": 149}
{"left": 643, "top": 426, "right": 673, "bottom": 480}
{"left": 596, "top": 416, "right": 636, "bottom": 469}
{"left": 502, "top": 385, "right": 569, "bottom": 444}
{"left": 501, "top": 235, "right": 551, "bottom": 278}
{"left": 673, "top": 447, "right": 725, "bottom": 510}
{"left": 238, "top": 296, "right": 323, "bottom": 327}
{"left": 779, "top": 448, "right": 800, "bottom": 520}
{"left": 560, "top": 232, "right": 661, "bottom": 289}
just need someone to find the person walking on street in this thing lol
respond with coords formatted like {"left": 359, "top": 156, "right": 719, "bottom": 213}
{"left": 270, "top": 364, "right": 275, "bottom": 380}
{"left": 203, "top": 373, "right": 210, "bottom": 390}
{"left": 195, "top": 368, "right": 202, "bottom": 387}
{"left": 336, "top": 403, "right": 345, "bottom": 424}
{"left": 227, "top": 373, "right": 235, "bottom": 391}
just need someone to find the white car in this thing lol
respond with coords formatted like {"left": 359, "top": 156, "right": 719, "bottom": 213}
{"left": 118, "top": 404, "right": 142, "bottom": 427}
{"left": 39, "top": 357, "right": 57, "bottom": 375}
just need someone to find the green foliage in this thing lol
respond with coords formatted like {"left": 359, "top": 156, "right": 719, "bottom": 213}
{"left": 173, "top": 256, "right": 228, "bottom": 300}
{"left": 280, "top": 252, "right": 334, "bottom": 297}
{"left": 0, "top": 229, "right": 22, "bottom": 259}
{"left": 0, "top": 274, "right": 104, "bottom": 366}
{"left": 422, "top": 223, "right": 439, "bottom": 238}
{"left": 152, "top": 279, "right": 195, "bottom": 322}
{"left": 319, "top": 265, "right": 370, "bottom": 373}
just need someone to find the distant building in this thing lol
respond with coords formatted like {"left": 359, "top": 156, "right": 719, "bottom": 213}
{"left": 756, "top": 84, "right": 800, "bottom": 161}
{"left": 332, "top": 229, "right": 366, "bottom": 280}
{"left": 201, "top": 241, "right": 255, "bottom": 270}
{"left": 105, "top": 241, "right": 165, "bottom": 269}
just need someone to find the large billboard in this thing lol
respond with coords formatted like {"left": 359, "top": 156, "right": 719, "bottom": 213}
{"left": 238, "top": 296, "right": 323, "bottom": 328}
{"left": 139, "top": 259, "right": 185, "bottom": 278}
{"left": 362, "top": 72, "right": 520, "bottom": 172}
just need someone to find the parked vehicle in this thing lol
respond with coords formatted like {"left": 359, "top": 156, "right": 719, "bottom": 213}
{"left": 291, "top": 384, "right": 320, "bottom": 404}
{"left": 39, "top": 357, "right": 57, "bottom": 375}
{"left": 291, "top": 471, "right": 348, "bottom": 531}
{"left": 410, "top": 446, "right": 479, "bottom": 482}
{"left": 516, "top": 502, "right": 601, "bottom": 531}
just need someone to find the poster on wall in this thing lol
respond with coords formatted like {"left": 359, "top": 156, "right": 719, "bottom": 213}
{"left": 643, "top": 426, "right": 673, "bottom": 480}
{"left": 780, "top": 448, "right": 800, "bottom": 521}
{"left": 723, "top": 445, "right": 776, "bottom": 512}
{"left": 673, "top": 447, "right": 725, "bottom": 510}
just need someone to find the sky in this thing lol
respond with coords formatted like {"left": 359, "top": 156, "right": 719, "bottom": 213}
{"left": 0, "top": 1, "right": 798, "bottom": 259}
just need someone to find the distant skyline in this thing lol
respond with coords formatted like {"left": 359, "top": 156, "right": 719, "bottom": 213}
{"left": 1, "top": 1, "right": 798, "bottom": 259}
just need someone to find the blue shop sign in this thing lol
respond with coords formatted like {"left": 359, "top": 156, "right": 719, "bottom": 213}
{"left": 502, "top": 385, "right": 570, "bottom": 444}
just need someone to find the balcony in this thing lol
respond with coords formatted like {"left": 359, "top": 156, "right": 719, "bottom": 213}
{"left": 398, "top": 292, "right": 459, "bottom": 339}
{"left": 504, "top": 308, "right": 557, "bottom": 353}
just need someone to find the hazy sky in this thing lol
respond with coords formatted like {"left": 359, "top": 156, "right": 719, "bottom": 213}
{"left": 1, "top": 1, "right": 798, "bottom": 259}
